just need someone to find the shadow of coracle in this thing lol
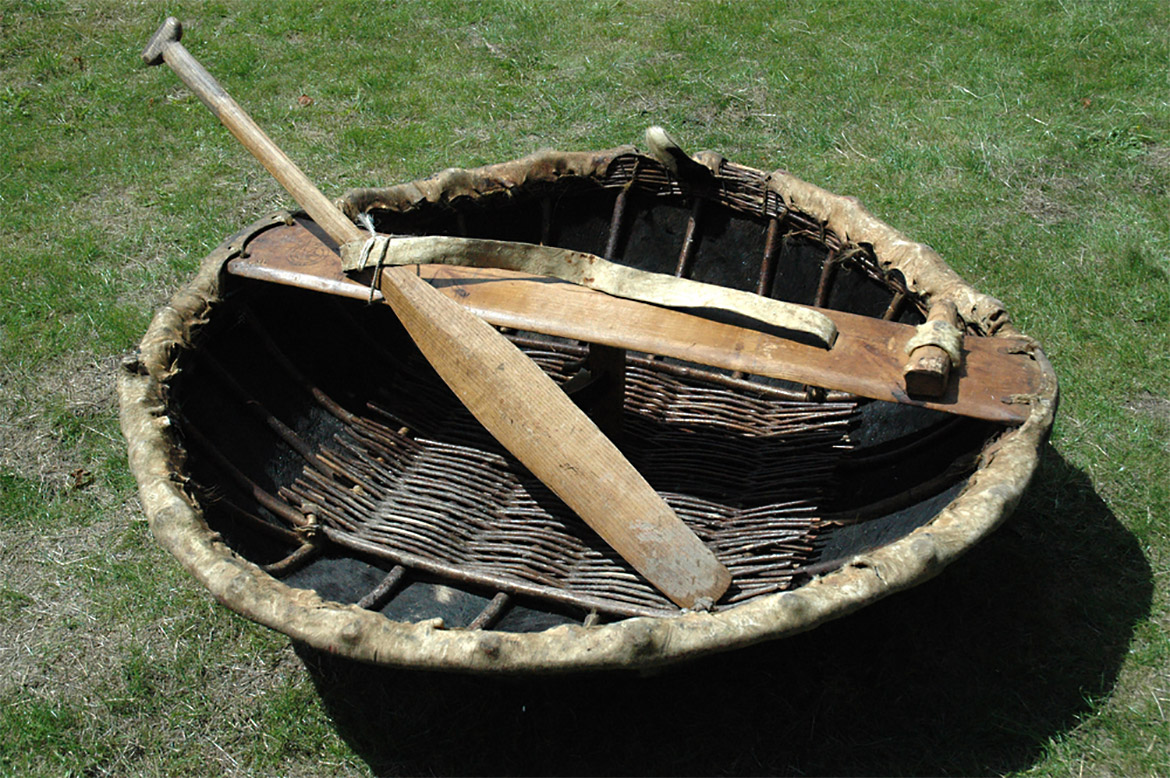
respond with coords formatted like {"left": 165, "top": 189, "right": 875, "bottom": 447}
{"left": 298, "top": 443, "right": 1150, "bottom": 776}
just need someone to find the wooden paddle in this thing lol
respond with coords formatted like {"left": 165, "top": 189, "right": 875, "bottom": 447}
{"left": 142, "top": 17, "right": 731, "bottom": 610}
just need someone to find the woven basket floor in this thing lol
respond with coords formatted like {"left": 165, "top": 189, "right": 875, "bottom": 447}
{"left": 285, "top": 345, "right": 856, "bottom": 615}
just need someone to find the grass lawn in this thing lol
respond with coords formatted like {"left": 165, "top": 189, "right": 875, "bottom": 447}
{"left": 1, "top": 0, "right": 1167, "bottom": 775}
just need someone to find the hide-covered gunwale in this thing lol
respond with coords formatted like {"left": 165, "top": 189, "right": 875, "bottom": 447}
{"left": 119, "top": 144, "right": 1057, "bottom": 672}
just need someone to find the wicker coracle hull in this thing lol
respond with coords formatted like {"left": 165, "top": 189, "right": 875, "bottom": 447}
{"left": 119, "top": 141, "right": 1057, "bottom": 672}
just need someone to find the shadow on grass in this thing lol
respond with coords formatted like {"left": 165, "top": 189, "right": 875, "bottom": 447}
{"left": 297, "top": 443, "right": 1151, "bottom": 776}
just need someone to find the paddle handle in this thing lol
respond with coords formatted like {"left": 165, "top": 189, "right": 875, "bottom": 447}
{"left": 142, "top": 18, "right": 362, "bottom": 247}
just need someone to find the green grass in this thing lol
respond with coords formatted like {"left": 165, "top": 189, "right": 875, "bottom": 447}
{"left": 1, "top": 0, "right": 1168, "bottom": 775}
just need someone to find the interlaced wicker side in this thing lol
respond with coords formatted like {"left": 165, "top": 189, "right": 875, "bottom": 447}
{"left": 603, "top": 153, "right": 914, "bottom": 303}
{"left": 281, "top": 342, "right": 856, "bottom": 617}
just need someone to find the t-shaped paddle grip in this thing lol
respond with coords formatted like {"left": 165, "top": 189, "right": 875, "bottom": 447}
{"left": 143, "top": 17, "right": 182, "bottom": 66}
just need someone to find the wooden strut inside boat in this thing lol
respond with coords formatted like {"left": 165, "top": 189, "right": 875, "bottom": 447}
{"left": 229, "top": 217, "right": 1044, "bottom": 426}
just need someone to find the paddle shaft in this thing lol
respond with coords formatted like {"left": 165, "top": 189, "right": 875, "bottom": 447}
{"left": 142, "top": 19, "right": 730, "bottom": 609}
{"left": 143, "top": 19, "right": 360, "bottom": 246}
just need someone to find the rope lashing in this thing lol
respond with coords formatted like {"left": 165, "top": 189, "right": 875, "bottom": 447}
{"left": 904, "top": 318, "right": 964, "bottom": 366}
{"left": 355, "top": 213, "right": 391, "bottom": 304}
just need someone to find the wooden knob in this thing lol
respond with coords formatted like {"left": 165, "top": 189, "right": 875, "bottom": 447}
{"left": 644, "top": 126, "right": 714, "bottom": 184}
{"left": 904, "top": 299, "right": 961, "bottom": 397}
{"left": 142, "top": 17, "right": 182, "bottom": 66}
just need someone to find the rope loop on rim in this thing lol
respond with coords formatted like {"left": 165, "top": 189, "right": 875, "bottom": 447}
{"left": 904, "top": 319, "right": 964, "bottom": 366}
{"left": 355, "top": 212, "right": 391, "bottom": 304}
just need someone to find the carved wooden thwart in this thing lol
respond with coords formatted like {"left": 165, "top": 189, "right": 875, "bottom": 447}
{"left": 120, "top": 18, "right": 1057, "bottom": 672}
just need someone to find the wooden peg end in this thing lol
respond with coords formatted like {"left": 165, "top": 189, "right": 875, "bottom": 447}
{"left": 904, "top": 300, "right": 961, "bottom": 398}
{"left": 142, "top": 17, "right": 182, "bottom": 66}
